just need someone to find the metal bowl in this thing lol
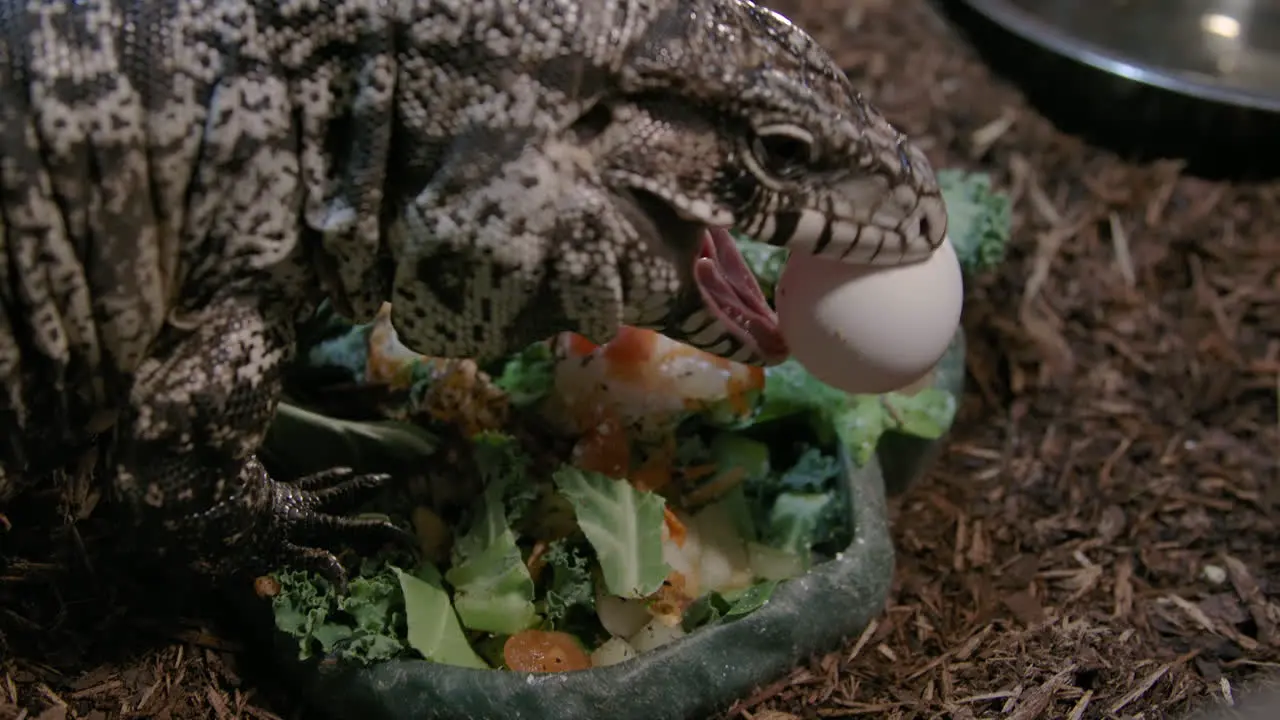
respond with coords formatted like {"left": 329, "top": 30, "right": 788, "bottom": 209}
{"left": 942, "top": 0, "right": 1280, "bottom": 178}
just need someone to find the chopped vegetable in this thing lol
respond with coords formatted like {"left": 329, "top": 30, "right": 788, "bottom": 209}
{"left": 411, "top": 506, "right": 452, "bottom": 563}
{"left": 764, "top": 492, "right": 837, "bottom": 558}
{"left": 777, "top": 446, "right": 840, "bottom": 493}
{"left": 272, "top": 566, "right": 408, "bottom": 665}
{"left": 681, "top": 580, "right": 778, "bottom": 632}
{"left": 590, "top": 637, "right": 638, "bottom": 668}
{"left": 755, "top": 359, "right": 957, "bottom": 466}
{"left": 595, "top": 591, "right": 652, "bottom": 639}
{"left": 395, "top": 566, "right": 489, "bottom": 669}
{"left": 627, "top": 618, "right": 687, "bottom": 653}
{"left": 470, "top": 430, "right": 538, "bottom": 524}
{"left": 732, "top": 232, "right": 787, "bottom": 299}
{"left": 493, "top": 340, "right": 557, "bottom": 408}
{"left": 746, "top": 543, "right": 808, "bottom": 582}
{"left": 444, "top": 475, "right": 539, "bottom": 635}
{"left": 503, "top": 630, "right": 593, "bottom": 673}
{"left": 688, "top": 501, "right": 754, "bottom": 594}
{"left": 937, "top": 168, "right": 1012, "bottom": 272}
{"left": 541, "top": 540, "right": 596, "bottom": 626}
{"left": 552, "top": 467, "right": 670, "bottom": 599}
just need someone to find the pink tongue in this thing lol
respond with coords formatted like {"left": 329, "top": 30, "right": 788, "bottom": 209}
{"left": 692, "top": 228, "right": 790, "bottom": 363}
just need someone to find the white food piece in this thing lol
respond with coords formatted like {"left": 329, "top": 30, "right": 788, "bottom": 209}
{"left": 591, "top": 637, "right": 639, "bottom": 667}
{"left": 775, "top": 235, "right": 964, "bottom": 395}
{"left": 595, "top": 591, "right": 653, "bottom": 639}
{"left": 661, "top": 510, "right": 702, "bottom": 596}
{"left": 698, "top": 542, "right": 741, "bottom": 594}
{"left": 690, "top": 503, "right": 754, "bottom": 594}
{"left": 628, "top": 617, "right": 687, "bottom": 653}
{"left": 747, "top": 542, "right": 808, "bottom": 581}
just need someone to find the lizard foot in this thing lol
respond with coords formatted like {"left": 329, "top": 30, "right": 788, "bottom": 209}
{"left": 273, "top": 467, "right": 417, "bottom": 591}
{"left": 232, "top": 458, "right": 417, "bottom": 593}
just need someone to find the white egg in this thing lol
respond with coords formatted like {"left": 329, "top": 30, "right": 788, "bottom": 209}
{"left": 775, "top": 236, "right": 963, "bottom": 395}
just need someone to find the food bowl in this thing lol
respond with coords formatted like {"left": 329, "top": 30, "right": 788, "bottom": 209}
{"left": 241, "top": 333, "right": 970, "bottom": 720}
{"left": 944, "top": 0, "right": 1280, "bottom": 177}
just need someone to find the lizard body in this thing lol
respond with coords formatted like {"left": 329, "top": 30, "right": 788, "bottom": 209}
{"left": 0, "top": 0, "right": 945, "bottom": 588}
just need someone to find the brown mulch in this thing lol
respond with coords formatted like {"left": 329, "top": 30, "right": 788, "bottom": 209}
{"left": 3, "top": 0, "right": 1279, "bottom": 718}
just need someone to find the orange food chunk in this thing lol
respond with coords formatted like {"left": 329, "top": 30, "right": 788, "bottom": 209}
{"left": 571, "top": 414, "right": 630, "bottom": 478}
{"left": 503, "top": 630, "right": 592, "bottom": 673}
{"left": 525, "top": 540, "right": 550, "bottom": 584}
{"left": 630, "top": 437, "right": 675, "bottom": 492}
{"left": 679, "top": 463, "right": 718, "bottom": 482}
{"left": 646, "top": 570, "right": 697, "bottom": 625}
{"left": 662, "top": 506, "right": 688, "bottom": 548}
{"left": 596, "top": 326, "right": 659, "bottom": 383}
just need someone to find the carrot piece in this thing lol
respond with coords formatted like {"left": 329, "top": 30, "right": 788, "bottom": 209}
{"left": 503, "top": 630, "right": 592, "bottom": 673}
{"left": 662, "top": 506, "right": 688, "bottom": 548}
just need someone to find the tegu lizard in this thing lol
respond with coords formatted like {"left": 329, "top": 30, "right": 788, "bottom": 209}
{"left": 0, "top": 0, "right": 946, "bottom": 589}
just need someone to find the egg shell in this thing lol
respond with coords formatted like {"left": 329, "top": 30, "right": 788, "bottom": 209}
{"left": 590, "top": 637, "right": 638, "bottom": 668}
{"left": 595, "top": 591, "right": 652, "bottom": 639}
{"left": 627, "top": 618, "right": 686, "bottom": 653}
{"left": 775, "top": 236, "right": 963, "bottom": 395}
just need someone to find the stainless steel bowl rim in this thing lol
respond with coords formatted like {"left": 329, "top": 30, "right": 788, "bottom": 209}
{"left": 960, "top": 0, "right": 1280, "bottom": 113}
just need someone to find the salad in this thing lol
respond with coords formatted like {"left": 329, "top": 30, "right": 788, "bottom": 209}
{"left": 261, "top": 170, "right": 1010, "bottom": 673}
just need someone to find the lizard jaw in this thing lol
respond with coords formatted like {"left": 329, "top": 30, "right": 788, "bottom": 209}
{"left": 614, "top": 187, "right": 787, "bottom": 365}
{"left": 689, "top": 227, "right": 790, "bottom": 366}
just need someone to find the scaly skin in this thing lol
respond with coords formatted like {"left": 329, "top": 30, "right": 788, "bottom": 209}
{"left": 0, "top": 0, "right": 944, "bottom": 590}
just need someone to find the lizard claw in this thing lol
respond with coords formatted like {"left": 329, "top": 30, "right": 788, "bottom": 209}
{"left": 280, "top": 515, "right": 418, "bottom": 594}
{"left": 290, "top": 466, "right": 395, "bottom": 507}
{"left": 286, "top": 467, "right": 419, "bottom": 554}
{"left": 279, "top": 541, "right": 354, "bottom": 594}
{"left": 235, "top": 459, "right": 417, "bottom": 592}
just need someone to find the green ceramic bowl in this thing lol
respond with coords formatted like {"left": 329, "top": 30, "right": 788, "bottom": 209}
{"left": 241, "top": 329, "right": 966, "bottom": 720}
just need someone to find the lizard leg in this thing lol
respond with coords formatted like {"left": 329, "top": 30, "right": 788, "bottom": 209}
{"left": 114, "top": 296, "right": 411, "bottom": 591}
{"left": 390, "top": 141, "right": 644, "bottom": 362}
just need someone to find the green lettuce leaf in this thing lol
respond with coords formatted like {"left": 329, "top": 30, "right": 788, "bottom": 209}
{"left": 393, "top": 565, "right": 489, "bottom": 669}
{"left": 444, "top": 472, "right": 540, "bottom": 634}
{"left": 494, "top": 341, "right": 557, "bottom": 408}
{"left": 470, "top": 430, "right": 538, "bottom": 525}
{"left": 552, "top": 467, "right": 669, "bottom": 598}
{"left": 682, "top": 579, "right": 779, "bottom": 632}
{"left": 764, "top": 492, "right": 837, "bottom": 557}
{"left": 753, "top": 360, "right": 958, "bottom": 467}
{"left": 731, "top": 233, "right": 788, "bottom": 299}
{"left": 777, "top": 446, "right": 840, "bottom": 493}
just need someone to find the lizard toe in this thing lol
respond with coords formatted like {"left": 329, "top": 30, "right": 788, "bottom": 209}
{"left": 243, "top": 463, "right": 413, "bottom": 591}
{"left": 278, "top": 541, "right": 352, "bottom": 594}
{"left": 293, "top": 466, "right": 360, "bottom": 491}
{"left": 298, "top": 469, "right": 394, "bottom": 512}
{"left": 294, "top": 512, "right": 418, "bottom": 556}
{"left": 272, "top": 466, "right": 391, "bottom": 517}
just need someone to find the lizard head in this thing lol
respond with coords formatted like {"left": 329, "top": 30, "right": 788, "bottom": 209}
{"left": 374, "top": 0, "right": 943, "bottom": 370}
{"left": 568, "top": 0, "right": 947, "bottom": 361}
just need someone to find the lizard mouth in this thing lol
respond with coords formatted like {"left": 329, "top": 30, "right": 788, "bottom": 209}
{"left": 617, "top": 188, "right": 788, "bottom": 365}
{"left": 688, "top": 227, "right": 790, "bottom": 365}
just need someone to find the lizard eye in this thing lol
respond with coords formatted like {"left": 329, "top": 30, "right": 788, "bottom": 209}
{"left": 751, "top": 125, "right": 816, "bottom": 181}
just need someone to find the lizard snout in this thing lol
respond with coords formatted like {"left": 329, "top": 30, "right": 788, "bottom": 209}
{"left": 753, "top": 172, "right": 948, "bottom": 267}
